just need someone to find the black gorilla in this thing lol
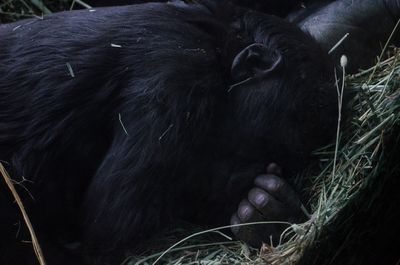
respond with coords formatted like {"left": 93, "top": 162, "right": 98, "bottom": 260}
{"left": 83, "top": 0, "right": 325, "bottom": 16}
{"left": 0, "top": 0, "right": 398, "bottom": 264}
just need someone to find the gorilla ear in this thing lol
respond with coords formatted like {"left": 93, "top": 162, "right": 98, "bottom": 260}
{"left": 231, "top": 43, "right": 282, "bottom": 84}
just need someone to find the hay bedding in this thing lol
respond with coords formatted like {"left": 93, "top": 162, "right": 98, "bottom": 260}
{"left": 1, "top": 1, "right": 400, "bottom": 265}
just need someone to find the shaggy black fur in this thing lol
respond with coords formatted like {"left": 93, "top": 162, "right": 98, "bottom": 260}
{"left": 0, "top": 1, "right": 337, "bottom": 264}
{"left": 84, "top": 0, "right": 325, "bottom": 17}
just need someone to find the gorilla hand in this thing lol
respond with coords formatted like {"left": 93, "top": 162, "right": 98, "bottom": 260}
{"left": 230, "top": 164, "right": 304, "bottom": 247}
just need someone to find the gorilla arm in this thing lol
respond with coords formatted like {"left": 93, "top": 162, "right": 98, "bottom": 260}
{"left": 293, "top": 0, "right": 400, "bottom": 72}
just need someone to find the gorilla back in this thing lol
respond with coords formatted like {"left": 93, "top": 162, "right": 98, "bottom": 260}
{"left": 0, "top": 1, "right": 337, "bottom": 264}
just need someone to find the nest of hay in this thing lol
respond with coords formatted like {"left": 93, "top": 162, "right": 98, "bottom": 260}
{"left": 2, "top": 2, "right": 400, "bottom": 265}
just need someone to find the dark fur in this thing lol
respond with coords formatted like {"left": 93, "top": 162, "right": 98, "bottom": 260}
{"left": 84, "top": 0, "right": 325, "bottom": 17}
{"left": 0, "top": 1, "right": 337, "bottom": 264}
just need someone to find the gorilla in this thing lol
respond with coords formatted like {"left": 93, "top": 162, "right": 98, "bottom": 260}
{"left": 0, "top": 0, "right": 398, "bottom": 264}
{"left": 83, "top": 0, "right": 324, "bottom": 16}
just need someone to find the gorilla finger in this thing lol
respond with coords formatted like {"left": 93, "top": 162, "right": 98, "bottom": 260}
{"left": 230, "top": 212, "right": 284, "bottom": 247}
{"left": 230, "top": 213, "right": 241, "bottom": 235}
{"left": 266, "top": 163, "right": 282, "bottom": 176}
{"left": 230, "top": 212, "right": 266, "bottom": 247}
{"left": 237, "top": 199, "right": 259, "bottom": 222}
{"left": 248, "top": 187, "right": 286, "bottom": 218}
{"left": 254, "top": 174, "right": 301, "bottom": 210}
